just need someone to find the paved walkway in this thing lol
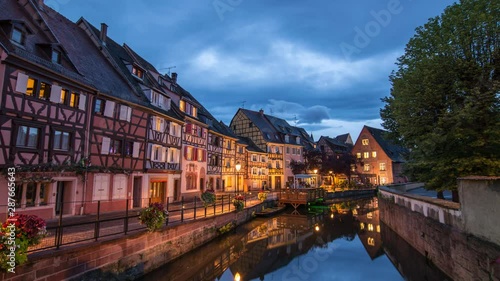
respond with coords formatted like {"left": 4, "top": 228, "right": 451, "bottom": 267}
{"left": 29, "top": 194, "right": 275, "bottom": 252}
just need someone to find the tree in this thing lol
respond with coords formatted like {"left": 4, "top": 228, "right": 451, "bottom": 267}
{"left": 381, "top": 0, "right": 500, "bottom": 200}
{"left": 321, "top": 153, "right": 357, "bottom": 183}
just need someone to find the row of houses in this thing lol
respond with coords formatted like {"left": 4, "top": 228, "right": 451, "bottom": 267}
{"left": 0, "top": 0, "right": 407, "bottom": 220}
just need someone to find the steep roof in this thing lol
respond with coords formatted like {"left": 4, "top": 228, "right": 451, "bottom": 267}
{"left": 364, "top": 126, "right": 408, "bottom": 162}
{"left": 238, "top": 136, "right": 265, "bottom": 153}
{"left": 335, "top": 133, "right": 353, "bottom": 146}
{"left": 320, "top": 136, "right": 350, "bottom": 150}
{"left": 239, "top": 108, "right": 283, "bottom": 143}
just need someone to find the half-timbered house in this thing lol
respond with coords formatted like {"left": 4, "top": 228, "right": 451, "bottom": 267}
{"left": 0, "top": 1, "right": 99, "bottom": 219}
{"left": 239, "top": 137, "right": 268, "bottom": 191}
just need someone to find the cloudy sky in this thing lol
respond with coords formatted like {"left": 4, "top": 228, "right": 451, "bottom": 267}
{"left": 53, "top": 0, "right": 456, "bottom": 140}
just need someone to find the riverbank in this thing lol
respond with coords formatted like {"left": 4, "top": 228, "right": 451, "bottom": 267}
{"left": 0, "top": 202, "right": 268, "bottom": 281}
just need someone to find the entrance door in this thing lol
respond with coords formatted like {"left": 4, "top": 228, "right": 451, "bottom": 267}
{"left": 275, "top": 176, "right": 282, "bottom": 190}
{"left": 199, "top": 177, "right": 204, "bottom": 192}
{"left": 55, "top": 181, "right": 64, "bottom": 215}
{"left": 174, "top": 179, "right": 180, "bottom": 201}
{"left": 150, "top": 181, "right": 166, "bottom": 204}
{"left": 133, "top": 177, "right": 142, "bottom": 208}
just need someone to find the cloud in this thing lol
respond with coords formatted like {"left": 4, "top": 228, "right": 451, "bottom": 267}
{"left": 186, "top": 40, "right": 400, "bottom": 91}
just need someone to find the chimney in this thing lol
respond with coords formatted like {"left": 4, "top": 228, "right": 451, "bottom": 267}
{"left": 171, "top": 72, "right": 178, "bottom": 84}
{"left": 100, "top": 23, "right": 108, "bottom": 45}
{"left": 259, "top": 109, "right": 264, "bottom": 115}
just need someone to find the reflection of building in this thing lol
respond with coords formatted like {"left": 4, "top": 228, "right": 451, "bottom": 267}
{"left": 352, "top": 126, "right": 408, "bottom": 185}
{"left": 356, "top": 208, "right": 384, "bottom": 260}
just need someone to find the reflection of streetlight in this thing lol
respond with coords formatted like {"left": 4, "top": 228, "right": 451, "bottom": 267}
{"left": 235, "top": 162, "right": 241, "bottom": 194}
{"left": 313, "top": 169, "right": 318, "bottom": 188}
{"left": 315, "top": 225, "right": 320, "bottom": 232}
{"left": 329, "top": 170, "right": 333, "bottom": 186}
{"left": 234, "top": 272, "right": 241, "bottom": 281}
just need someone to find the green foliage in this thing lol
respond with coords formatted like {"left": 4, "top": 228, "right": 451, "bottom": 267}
{"left": 1, "top": 214, "right": 47, "bottom": 271}
{"left": 138, "top": 203, "right": 168, "bottom": 232}
{"left": 232, "top": 195, "right": 245, "bottom": 212}
{"left": 201, "top": 190, "right": 216, "bottom": 207}
{"left": 217, "top": 222, "right": 234, "bottom": 234}
{"left": 257, "top": 192, "right": 268, "bottom": 202}
{"left": 381, "top": 0, "right": 500, "bottom": 191}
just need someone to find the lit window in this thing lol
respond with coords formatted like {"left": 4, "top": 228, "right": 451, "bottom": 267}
{"left": 39, "top": 183, "right": 49, "bottom": 206}
{"left": 16, "top": 126, "right": 40, "bottom": 148}
{"left": 179, "top": 100, "right": 186, "bottom": 112}
{"left": 362, "top": 139, "right": 369, "bottom": 145}
{"left": 197, "top": 149, "right": 204, "bottom": 162}
{"left": 380, "top": 163, "right": 386, "bottom": 171}
{"left": 192, "top": 106, "right": 197, "bottom": 117}
{"left": 363, "top": 164, "right": 370, "bottom": 172}
{"left": 52, "top": 50, "right": 61, "bottom": 64}
{"left": 372, "top": 151, "right": 377, "bottom": 158}
{"left": 252, "top": 155, "right": 257, "bottom": 162}
{"left": 368, "top": 224, "right": 374, "bottom": 231}
{"left": 38, "top": 82, "right": 51, "bottom": 100}
{"left": 53, "top": 130, "right": 70, "bottom": 151}
{"left": 11, "top": 27, "right": 24, "bottom": 45}
{"left": 356, "top": 153, "right": 361, "bottom": 159}
{"left": 25, "top": 183, "right": 36, "bottom": 207}
{"left": 368, "top": 237, "right": 375, "bottom": 246}
{"left": 363, "top": 152, "right": 369, "bottom": 158}
{"left": 155, "top": 117, "right": 163, "bottom": 131}
{"left": 60, "top": 89, "right": 68, "bottom": 104}
{"left": 69, "top": 92, "right": 79, "bottom": 108}
{"left": 26, "top": 78, "right": 36, "bottom": 96}
{"left": 132, "top": 66, "right": 143, "bottom": 79}
{"left": 152, "top": 145, "right": 162, "bottom": 162}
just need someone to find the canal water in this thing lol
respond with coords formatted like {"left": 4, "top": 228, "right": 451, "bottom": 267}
{"left": 139, "top": 197, "right": 451, "bottom": 281}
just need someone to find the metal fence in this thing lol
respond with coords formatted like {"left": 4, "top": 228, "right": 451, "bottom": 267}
{"left": 0, "top": 192, "right": 265, "bottom": 253}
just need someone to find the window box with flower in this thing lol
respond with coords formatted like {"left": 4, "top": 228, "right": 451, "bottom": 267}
{"left": 232, "top": 195, "right": 245, "bottom": 212}
{"left": 201, "top": 189, "right": 216, "bottom": 207}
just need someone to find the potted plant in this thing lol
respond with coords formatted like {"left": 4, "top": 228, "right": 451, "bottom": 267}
{"left": 232, "top": 195, "right": 245, "bottom": 212}
{"left": 138, "top": 202, "right": 169, "bottom": 232}
{"left": 201, "top": 189, "right": 216, "bottom": 207}
{"left": 0, "top": 214, "right": 47, "bottom": 271}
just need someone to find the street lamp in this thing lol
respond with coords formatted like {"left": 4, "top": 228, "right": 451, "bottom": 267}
{"left": 234, "top": 272, "right": 241, "bottom": 281}
{"left": 235, "top": 161, "right": 241, "bottom": 194}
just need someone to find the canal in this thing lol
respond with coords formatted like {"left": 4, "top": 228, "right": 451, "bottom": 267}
{"left": 139, "top": 197, "right": 451, "bottom": 281}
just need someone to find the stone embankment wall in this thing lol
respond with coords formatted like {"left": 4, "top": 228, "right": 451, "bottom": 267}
{"left": 379, "top": 177, "right": 500, "bottom": 281}
{"left": 1, "top": 203, "right": 265, "bottom": 281}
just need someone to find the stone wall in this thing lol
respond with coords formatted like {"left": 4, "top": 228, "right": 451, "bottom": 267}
{"left": 1, "top": 203, "right": 264, "bottom": 281}
{"left": 379, "top": 191, "right": 500, "bottom": 281}
{"left": 459, "top": 176, "right": 500, "bottom": 246}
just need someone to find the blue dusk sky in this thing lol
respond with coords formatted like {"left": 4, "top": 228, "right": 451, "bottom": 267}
{"left": 52, "top": 0, "right": 456, "bottom": 140}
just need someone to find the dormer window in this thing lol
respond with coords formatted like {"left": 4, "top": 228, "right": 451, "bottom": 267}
{"left": 132, "top": 65, "right": 144, "bottom": 79}
{"left": 179, "top": 100, "right": 197, "bottom": 117}
{"left": 296, "top": 137, "right": 300, "bottom": 144}
{"left": 285, "top": 135, "right": 289, "bottom": 143}
{"left": 51, "top": 49, "right": 61, "bottom": 64}
{"left": 11, "top": 27, "right": 25, "bottom": 45}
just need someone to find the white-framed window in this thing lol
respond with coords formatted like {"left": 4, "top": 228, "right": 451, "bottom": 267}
{"left": 169, "top": 148, "right": 180, "bottom": 163}
{"left": 93, "top": 174, "right": 110, "bottom": 202}
{"left": 151, "top": 145, "right": 166, "bottom": 162}
{"left": 372, "top": 151, "right": 377, "bottom": 158}
{"left": 16, "top": 126, "right": 40, "bottom": 148}
{"left": 362, "top": 139, "right": 369, "bottom": 145}
{"left": 132, "top": 65, "right": 144, "bottom": 79}
{"left": 363, "top": 164, "right": 370, "bottom": 172}
{"left": 119, "top": 105, "right": 132, "bottom": 122}
{"left": 112, "top": 174, "right": 127, "bottom": 200}
{"left": 252, "top": 154, "right": 257, "bottom": 162}
{"left": 169, "top": 122, "right": 181, "bottom": 137}
{"left": 153, "top": 116, "right": 164, "bottom": 132}
{"left": 380, "top": 163, "right": 386, "bottom": 171}
{"left": 11, "top": 26, "right": 25, "bottom": 45}
{"left": 53, "top": 130, "right": 71, "bottom": 151}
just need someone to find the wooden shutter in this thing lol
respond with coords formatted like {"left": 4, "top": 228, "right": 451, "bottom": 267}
{"left": 184, "top": 146, "right": 188, "bottom": 160}
{"left": 15, "top": 73, "right": 28, "bottom": 94}
{"left": 133, "top": 142, "right": 141, "bottom": 158}
{"left": 50, "top": 85, "right": 62, "bottom": 103}
{"left": 104, "top": 100, "right": 115, "bottom": 117}
{"left": 119, "top": 105, "right": 128, "bottom": 121}
{"left": 185, "top": 124, "right": 192, "bottom": 134}
{"left": 158, "top": 95, "right": 164, "bottom": 108}
{"left": 78, "top": 94, "right": 86, "bottom": 110}
{"left": 161, "top": 147, "right": 167, "bottom": 162}
{"left": 160, "top": 118, "right": 165, "bottom": 132}
{"left": 193, "top": 148, "right": 198, "bottom": 161}
{"left": 101, "top": 137, "right": 110, "bottom": 155}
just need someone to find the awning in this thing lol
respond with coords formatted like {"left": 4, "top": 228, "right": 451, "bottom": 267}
{"left": 294, "top": 174, "right": 315, "bottom": 179}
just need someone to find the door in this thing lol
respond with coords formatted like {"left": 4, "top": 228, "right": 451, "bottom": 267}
{"left": 133, "top": 177, "right": 142, "bottom": 208}
{"left": 150, "top": 181, "right": 166, "bottom": 204}
{"left": 55, "top": 181, "right": 64, "bottom": 215}
{"left": 275, "top": 176, "right": 282, "bottom": 190}
{"left": 199, "top": 177, "right": 204, "bottom": 192}
{"left": 174, "top": 179, "right": 180, "bottom": 201}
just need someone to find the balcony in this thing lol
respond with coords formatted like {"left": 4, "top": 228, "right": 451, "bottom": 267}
{"left": 268, "top": 168, "right": 283, "bottom": 175}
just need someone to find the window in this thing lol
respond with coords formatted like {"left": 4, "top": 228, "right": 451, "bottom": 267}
{"left": 197, "top": 149, "right": 204, "bottom": 162}
{"left": 11, "top": 27, "right": 25, "bottom": 45}
{"left": 185, "top": 147, "right": 194, "bottom": 161}
{"left": 252, "top": 154, "right": 257, "bottom": 162}
{"left": 132, "top": 66, "right": 144, "bottom": 79}
{"left": 16, "top": 126, "right": 40, "bottom": 148}
{"left": 94, "top": 99, "right": 105, "bottom": 114}
{"left": 363, "top": 164, "right": 370, "bottom": 172}
{"left": 152, "top": 145, "right": 162, "bottom": 162}
{"left": 124, "top": 141, "right": 134, "bottom": 157}
{"left": 53, "top": 130, "right": 70, "bottom": 151}
{"left": 51, "top": 50, "right": 61, "bottom": 64}
{"left": 39, "top": 183, "right": 49, "bottom": 206}
{"left": 249, "top": 122, "right": 253, "bottom": 128}
{"left": 26, "top": 78, "right": 36, "bottom": 96}
{"left": 93, "top": 174, "right": 110, "bottom": 201}
{"left": 276, "top": 161, "right": 281, "bottom": 169}
{"left": 110, "top": 139, "right": 122, "bottom": 155}
{"left": 362, "top": 139, "right": 369, "bottom": 145}
{"left": 372, "top": 151, "right": 377, "bottom": 158}
{"left": 252, "top": 167, "right": 258, "bottom": 175}
{"left": 356, "top": 153, "right": 361, "bottom": 159}
{"left": 38, "top": 82, "right": 51, "bottom": 100}
{"left": 380, "top": 163, "right": 386, "bottom": 171}
{"left": 286, "top": 160, "right": 290, "bottom": 168}
{"left": 363, "top": 152, "right": 370, "bottom": 158}
{"left": 69, "top": 92, "right": 80, "bottom": 108}
{"left": 24, "top": 183, "right": 36, "bottom": 207}
{"left": 179, "top": 100, "right": 185, "bottom": 112}
{"left": 296, "top": 137, "right": 300, "bottom": 144}
{"left": 285, "top": 135, "right": 289, "bottom": 143}
{"left": 286, "top": 147, "right": 290, "bottom": 154}
{"left": 112, "top": 174, "right": 127, "bottom": 200}
{"left": 60, "top": 89, "right": 68, "bottom": 104}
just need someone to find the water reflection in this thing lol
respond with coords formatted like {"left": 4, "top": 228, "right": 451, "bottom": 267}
{"left": 140, "top": 198, "right": 445, "bottom": 281}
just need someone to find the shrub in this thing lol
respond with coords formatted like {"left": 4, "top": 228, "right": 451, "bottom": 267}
{"left": 232, "top": 195, "right": 244, "bottom": 212}
{"left": 201, "top": 189, "right": 216, "bottom": 207}
{"left": 257, "top": 192, "right": 268, "bottom": 202}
